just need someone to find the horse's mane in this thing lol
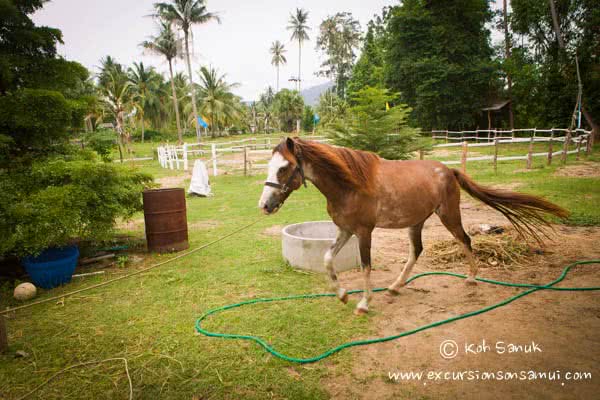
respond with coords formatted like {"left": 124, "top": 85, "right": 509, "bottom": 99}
{"left": 275, "top": 138, "right": 380, "bottom": 195}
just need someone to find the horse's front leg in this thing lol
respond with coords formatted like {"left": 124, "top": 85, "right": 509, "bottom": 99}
{"left": 324, "top": 229, "right": 352, "bottom": 303}
{"left": 355, "top": 229, "right": 373, "bottom": 315}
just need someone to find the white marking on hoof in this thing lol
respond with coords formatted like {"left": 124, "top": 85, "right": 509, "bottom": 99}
{"left": 337, "top": 288, "right": 348, "bottom": 304}
{"left": 354, "top": 298, "right": 369, "bottom": 315}
{"left": 465, "top": 277, "right": 478, "bottom": 286}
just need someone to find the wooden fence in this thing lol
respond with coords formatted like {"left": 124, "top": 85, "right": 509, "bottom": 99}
{"left": 156, "top": 129, "right": 593, "bottom": 176}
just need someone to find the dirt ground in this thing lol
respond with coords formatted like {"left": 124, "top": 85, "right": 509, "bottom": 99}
{"left": 317, "top": 199, "right": 600, "bottom": 400}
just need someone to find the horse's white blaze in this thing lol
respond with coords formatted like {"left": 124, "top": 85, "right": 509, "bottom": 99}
{"left": 258, "top": 152, "right": 289, "bottom": 208}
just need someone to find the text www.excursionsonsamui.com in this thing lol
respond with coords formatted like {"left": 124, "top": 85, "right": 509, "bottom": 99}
{"left": 388, "top": 370, "right": 592, "bottom": 384}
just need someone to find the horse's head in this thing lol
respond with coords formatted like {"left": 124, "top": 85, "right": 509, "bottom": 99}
{"left": 258, "top": 137, "right": 306, "bottom": 215}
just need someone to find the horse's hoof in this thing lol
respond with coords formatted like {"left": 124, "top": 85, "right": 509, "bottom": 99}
{"left": 354, "top": 307, "right": 369, "bottom": 316}
{"left": 386, "top": 288, "right": 401, "bottom": 296}
{"left": 465, "top": 277, "right": 478, "bottom": 286}
{"left": 337, "top": 288, "right": 348, "bottom": 304}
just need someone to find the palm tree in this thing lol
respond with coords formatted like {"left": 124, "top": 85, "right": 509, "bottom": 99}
{"left": 141, "top": 20, "right": 184, "bottom": 143}
{"left": 154, "top": 0, "right": 220, "bottom": 143}
{"left": 98, "top": 69, "right": 133, "bottom": 161}
{"left": 270, "top": 40, "right": 287, "bottom": 92}
{"left": 128, "top": 62, "right": 160, "bottom": 143}
{"left": 196, "top": 65, "right": 241, "bottom": 137}
{"left": 287, "top": 8, "right": 310, "bottom": 91}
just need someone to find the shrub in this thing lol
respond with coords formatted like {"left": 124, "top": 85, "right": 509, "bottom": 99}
{"left": 0, "top": 159, "right": 152, "bottom": 257}
{"left": 85, "top": 129, "right": 116, "bottom": 162}
{"left": 325, "top": 86, "right": 425, "bottom": 160}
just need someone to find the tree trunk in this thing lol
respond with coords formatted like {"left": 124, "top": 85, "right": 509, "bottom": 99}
{"left": 169, "top": 60, "right": 183, "bottom": 144}
{"left": 276, "top": 65, "right": 279, "bottom": 92}
{"left": 582, "top": 106, "right": 599, "bottom": 140}
{"left": 298, "top": 40, "right": 302, "bottom": 91}
{"left": 184, "top": 30, "right": 201, "bottom": 143}
{"left": 548, "top": 0, "right": 565, "bottom": 49}
{"left": 503, "top": 0, "right": 514, "bottom": 129}
{"left": 141, "top": 114, "right": 145, "bottom": 143}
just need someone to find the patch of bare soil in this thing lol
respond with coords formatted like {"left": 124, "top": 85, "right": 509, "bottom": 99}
{"left": 117, "top": 218, "right": 144, "bottom": 231}
{"left": 262, "top": 225, "right": 283, "bottom": 237}
{"left": 554, "top": 162, "right": 600, "bottom": 178}
{"left": 323, "top": 201, "right": 600, "bottom": 400}
{"left": 156, "top": 174, "right": 189, "bottom": 188}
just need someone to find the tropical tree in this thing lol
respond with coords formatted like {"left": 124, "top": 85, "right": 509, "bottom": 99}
{"left": 270, "top": 40, "right": 287, "bottom": 92}
{"left": 316, "top": 12, "right": 361, "bottom": 98}
{"left": 316, "top": 89, "right": 348, "bottom": 126}
{"left": 326, "top": 87, "right": 422, "bottom": 160}
{"left": 98, "top": 67, "right": 133, "bottom": 161}
{"left": 258, "top": 86, "right": 275, "bottom": 132}
{"left": 127, "top": 62, "right": 160, "bottom": 142}
{"left": 141, "top": 20, "right": 184, "bottom": 142}
{"left": 196, "top": 65, "right": 241, "bottom": 137}
{"left": 287, "top": 8, "right": 310, "bottom": 91}
{"left": 273, "top": 89, "right": 304, "bottom": 132}
{"left": 154, "top": 0, "right": 220, "bottom": 142}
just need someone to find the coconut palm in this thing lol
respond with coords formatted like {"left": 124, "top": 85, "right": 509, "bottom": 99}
{"left": 270, "top": 40, "right": 287, "bottom": 92}
{"left": 153, "top": 0, "right": 220, "bottom": 142}
{"left": 287, "top": 8, "right": 310, "bottom": 91}
{"left": 141, "top": 20, "right": 184, "bottom": 143}
{"left": 196, "top": 65, "right": 241, "bottom": 137}
{"left": 128, "top": 62, "right": 160, "bottom": 143}
{"left": 98, "top": 68, "right": 133, "bottom": 161}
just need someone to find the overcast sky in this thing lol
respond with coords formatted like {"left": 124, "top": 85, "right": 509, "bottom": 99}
{"left": 33, "top": 0, "right": 504, "bottom": 101}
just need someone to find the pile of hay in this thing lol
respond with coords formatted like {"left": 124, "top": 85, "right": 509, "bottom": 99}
{"left": 429, "top": 229, "right": 532, "bottom": 269}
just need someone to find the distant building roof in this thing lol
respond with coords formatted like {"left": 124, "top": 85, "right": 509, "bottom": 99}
{"left": 482, "top": 100, "right": 510, "bottom": 111}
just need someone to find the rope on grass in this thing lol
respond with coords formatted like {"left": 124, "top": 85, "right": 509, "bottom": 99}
{"left": 1, "top": 219, "right": 261, "bottom": 316}
{"left": 195, "top": 260, "right": 600, "bottom": 364}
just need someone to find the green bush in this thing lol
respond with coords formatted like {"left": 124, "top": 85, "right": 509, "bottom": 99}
{"left": 0, "top": 89, "right": 71, "bottom": 149}
{"left": 85, "top": 129, "right": 116, "bottom": 162}
{"left": 0, "top": 159, "right": 152, "bottom": 257}
{"left": 325, "top": 86, "right": 425, "bottom": 160}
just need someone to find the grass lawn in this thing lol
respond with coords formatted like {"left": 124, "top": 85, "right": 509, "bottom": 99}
{"left": 1, "top": 141, "right": 599, "bottom": 399}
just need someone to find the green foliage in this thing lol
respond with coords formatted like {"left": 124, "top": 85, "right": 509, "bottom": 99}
{"left": 325, "top": 86, "right": 422, "bottom": 160}
{"left": 315, "top": 90, "right": 348, "bottom": 127}
{"left": 0, "top": 89, "right": 71, "bottom": 152}
{"left": 273, "top": 89, "right": 304, "bottom": 132}
{"left": 385, "top": 0, "right": 497, "bottom": 130}
{"left": 84, "top": 129, "right": 116, "bottom": 162}
{"left": 0, "top": 159, "right": 152, "bottom": 257}
{"left": 315, "top": 12, "right": 361, "bottom": 98}
{"left": 301, "top": 105, "right": 315, "bottom": 132}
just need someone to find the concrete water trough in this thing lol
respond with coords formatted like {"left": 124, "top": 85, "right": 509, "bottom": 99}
{"left": 282, "top": 221, "right": 360, "bottom": 273}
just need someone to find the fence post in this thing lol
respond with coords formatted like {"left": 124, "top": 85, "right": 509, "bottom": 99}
{"left": 243, "top": 146, "right": 248, "bottom": 176}
{"left": 561, "top": 129, "right": 571, "bottom": 164}
{"left": 493, "top": 138, "right": 498, "bottom": 174}
{"left": 183, "top": 143, "right": 188, "bottom": 171}
{"left": 445, "top": 130, "right": 449, "bottom": 143}
{"left": 547, "top": 131, "right": 554, "bottom": 165}
{"left": 211, "top": 143, "right": 218, "bottom": 176}
{"left": 419, "top": 149, "right": 424, "bottom": 160}
{"left": 461, "top": 141, "right": 467, "bottom": 173}
{"left": 576, "top": 136, "right": 582, "bottom": 160}
{"left": 586, "top": 131, "right": 593, "bottom": 155}
{"left": 0, "top": 316, "right": 8, "bottom": 354}
{"left": 526, "top": 136, "right": 533, "bottom": 169}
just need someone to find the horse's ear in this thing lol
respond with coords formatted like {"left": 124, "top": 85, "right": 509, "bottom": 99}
{"left": 286, "top": 137, "right": 295, "bottom": 153}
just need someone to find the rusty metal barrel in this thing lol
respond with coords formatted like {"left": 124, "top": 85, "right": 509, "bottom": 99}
{"left": 143, "top": 188, "right": 189, "bottom": 252}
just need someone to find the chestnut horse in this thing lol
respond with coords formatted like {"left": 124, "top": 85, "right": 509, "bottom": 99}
{"left": 258, "top": 138, "right": 568, "bottom": 315}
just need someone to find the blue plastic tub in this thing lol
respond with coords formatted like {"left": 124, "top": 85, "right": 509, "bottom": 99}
{"left": 22, "top": 246, "right": 80, "bottom": 289}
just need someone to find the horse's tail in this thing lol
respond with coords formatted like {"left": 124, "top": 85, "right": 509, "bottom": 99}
{"left": 452, "top": 169, "right": 569, "bottom": 243}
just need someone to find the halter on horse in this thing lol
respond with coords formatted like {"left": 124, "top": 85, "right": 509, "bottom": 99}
{"left": 258, "top": 138, "right": 568, "bottom": 315}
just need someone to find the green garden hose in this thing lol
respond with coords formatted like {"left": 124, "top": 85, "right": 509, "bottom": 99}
{"left": 195, "top": 260, "right": 600, "bottom": 364}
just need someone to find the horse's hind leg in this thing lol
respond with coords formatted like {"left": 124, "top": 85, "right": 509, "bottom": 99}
{"left": 436, "top": 189, "right": 479, "bottom": 285}
{"left": 325, "top": 229, "right": 352, "bottom": 303}
{"left": 387, "top": 221, "right": 425, "bottom": 295}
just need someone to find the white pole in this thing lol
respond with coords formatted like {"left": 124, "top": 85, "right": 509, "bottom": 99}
{"left": 183, "top": 143, "right": 188, "bottom": 171}
{"left": 211, "top": 143, "right": 217, "bottom": 176}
